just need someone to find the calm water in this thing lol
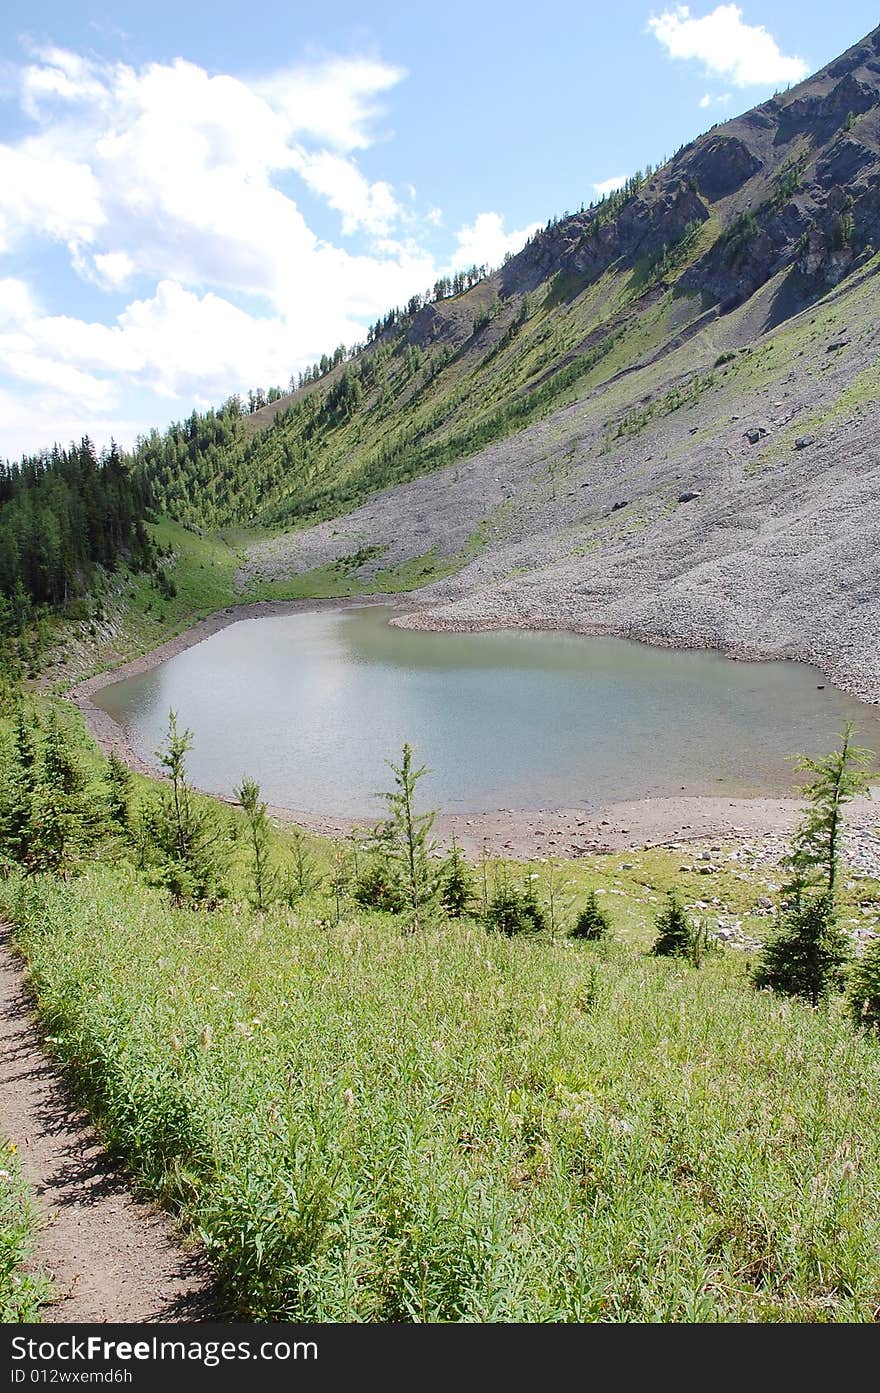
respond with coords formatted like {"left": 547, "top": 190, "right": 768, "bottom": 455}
{"left": 93, "top": 606, "right": 880, "bottom": 816}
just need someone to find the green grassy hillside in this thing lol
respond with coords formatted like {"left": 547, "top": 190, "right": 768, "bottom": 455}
{"left": 6, "top": 855, "right": 880, "bottom": 1322}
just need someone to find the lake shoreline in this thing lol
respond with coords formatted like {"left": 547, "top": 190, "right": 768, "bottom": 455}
{"left": 67, "top": 594, "right": 880, "bottom": 858}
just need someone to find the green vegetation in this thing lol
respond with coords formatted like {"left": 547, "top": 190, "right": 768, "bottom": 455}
{"left": 0, "top": 1142, "right": 51, "bottom": 1321}
{"left": 0, "top": 439, "right": 152, "bottom": 680}
{"left": 114, "top": 170, "right": 711, "bottom": 543}
{"left": 1, "top": 693, "right": 879, "bottom": 1321}
{"left": 849, "top": 937, "right": 880, "bottom": 1031}
{"left": 570, "top": 889, "right": 612, "bottom": 941}
{"left": 373, "top": 743, "right": 438, "bottom": 932}
{"left": 608, "top": 370, "right": 717, "bottom": 442}
{"left": 723, "top": 208, "right": 759, "bottom": 264}
{"left": 5, "top": 858, "right": 880, "bottom": 1321}
{"left": 755, "top": 726, "right": 874, "bottom": 1005}
{"left": 652, "top": 890, "right": 698, "bottom": 959}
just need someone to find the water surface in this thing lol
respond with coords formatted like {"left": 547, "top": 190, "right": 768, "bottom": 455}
{"left": 93, "top": 606, "right": 880, "bottom": 815}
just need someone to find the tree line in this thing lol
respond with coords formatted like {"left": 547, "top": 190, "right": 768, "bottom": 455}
{"left": 0, "top": 438, "right": 152, "bottom": 672}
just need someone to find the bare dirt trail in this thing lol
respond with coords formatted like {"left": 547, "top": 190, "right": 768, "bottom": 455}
{"left": 0, "top": 921, "right": 216, "bottom": 1324}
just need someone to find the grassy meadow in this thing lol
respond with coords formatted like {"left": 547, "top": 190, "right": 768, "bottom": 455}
{"left": 2, "top": 770, "right": 880, "bottom": 1319}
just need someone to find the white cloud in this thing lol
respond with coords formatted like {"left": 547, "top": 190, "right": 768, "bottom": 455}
{"left": 93, "top": 250, "right": 134, "bottom": 288}
{"left": 698, "top": 90, "right": 731, "bottom": 108}
{"left": 0, "top": 45, "right": 436, "bottom": 453}
{"left": 450, "top": 211, "right": 540, "bottom": 271}
{"left": 256, "top": 57, "right": 406, "bottom": 152}
{"left": 0, "top": 384, "right": 146, "bottom": 461}
{"left": 648, "top": 5, "right": 808, "bottom": 87}
{"left": 0, "top": 43, "right": 545, "bottom": 457}
{"left": 4, "top": 46, "right": 411, "bottom": 290}
{"left": 0, "top": 277, "right": 39, "bottom": 326}
{"left": 593, "top": 174, "right": 628, "bottom": 197}
{"left": 0, "top": 143, "right": 104, "bottom": 254}
{"left": 291, "top": 150, "right": 399, "bottom": 235}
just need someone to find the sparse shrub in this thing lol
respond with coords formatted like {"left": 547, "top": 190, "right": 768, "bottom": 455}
{"left": 281, "top": 826, "right": 322, "bottom": 903}
{"left": 375, "top": 743, "right": 438, "bottom": 931}
{"left": 753, "top": 725, "right": 872, "bottom": 1006}
{"left": 485, "top": 876, "right": 546, "bottom": 936}
{"left": 236, "top": 777, "right": 275, "bottom": 911}
{"left": 753, "top": 889, "right": 848, "bottom": 1005}
{"left": 849, "top": 936, "right": 880, "bottom": 1032}
{"left": 149, "top": 711, "right": 223, "bottom": 905}
{"left": 652, "top": 891, "right": 695, "bottom": 959}
{"left": 439, "top": 835, "right": 475, "bottom": 917}
{"left": 570, "top": 890, "right": 612, "bottom": 941}
{"left": 353, "top": 857, "right": 404, "bottom": 914}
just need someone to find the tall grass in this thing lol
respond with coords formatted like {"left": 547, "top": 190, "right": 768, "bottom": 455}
{"left": 4, "top": 863, "right": 880, "bottom": 1322}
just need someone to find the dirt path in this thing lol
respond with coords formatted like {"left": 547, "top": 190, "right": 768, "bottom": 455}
{"left": 0, "top": 922, "right": 216, "bottom": 1324}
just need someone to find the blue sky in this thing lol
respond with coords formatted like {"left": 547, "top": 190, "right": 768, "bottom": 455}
{"left": 1, "top": 1, "right": 877, "bottom": 458}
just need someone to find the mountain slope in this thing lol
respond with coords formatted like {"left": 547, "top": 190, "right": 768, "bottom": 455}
{"left": 142, "top": 25, "right": 880, "bottom": 700}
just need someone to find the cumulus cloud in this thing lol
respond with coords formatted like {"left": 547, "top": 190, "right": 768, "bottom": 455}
{"left": 648, "top": 5, "right": 808, "bottom": 87}
{"left": 291, "top": 150, "right": 400, "bottom": 235}
{"left": 0, "top": 44, "right": 439, "bottom": 452}
{"left": 593, "top": 174, "right": 628, "bottom": 197}
{"left": 449, "top": 211, "right": 541, "bottom": 271}
{"left": 0, "top": 277, "right": 39, "bottom": 326}
{"left": 0, "top": 41, "right": 544, "bottom": 457}
{"left": 255, "top": 56, "right": 406, "bottom": 152}
{"left": 698, "top": 91, "right": 732, "bottom": 108}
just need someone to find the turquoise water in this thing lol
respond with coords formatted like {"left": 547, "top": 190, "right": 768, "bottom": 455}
{"left": 93, "top": 605, "right": 880, "bottom": 816}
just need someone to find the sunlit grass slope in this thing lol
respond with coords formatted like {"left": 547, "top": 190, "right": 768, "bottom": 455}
{"left": 4, "top": 859, "right": 880, "bottom": 1323}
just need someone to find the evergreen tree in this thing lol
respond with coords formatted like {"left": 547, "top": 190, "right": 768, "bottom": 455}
{"left": 652, "top": 891, "right": 695, "bottom": 959}
{"left": 236, "top": 777, "right": 274, "bottom": 911}
{"left": 784, "top": 724, "right": 873, "bottom": 903}
{"left": 485, "top": 874, "right": 546, "bottom": 936}
{"left": 353, "top": 857, "right": 404, "bottom": 913}
{"left": 104, "top": 751, "right": 133, "bottom": 833}
{"left": 375, "top": 743, "right": 438, "bottom": 932}
{"left": 754, "top": 886, "right": 848, "bottom": 1006}
{"left": 281, "top": 826, "right": 322, "bottom": 903}
{"left": 571, "top": 890, "right": 612, "bottom": 941}
{"left": 29, "top": 715, "right": 100, "bottom": 874}
{"left": 754, "top": 726, "right": 873, "bottom": 1005}
{"left": 0, "top": 708, "right": 39, "bottom": 865}
{"left": 439, "top": 835, "right": 475, "bottom": 917}
{"left": 520, "top": 875, "right": 548, "bottom": 933}
{"left": 152, "top": 711, "right": 221, "bottom": 904}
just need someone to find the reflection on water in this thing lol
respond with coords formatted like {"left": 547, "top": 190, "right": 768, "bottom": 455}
{"left": 93, "top": 606, "right": 880, "bottom": 816}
